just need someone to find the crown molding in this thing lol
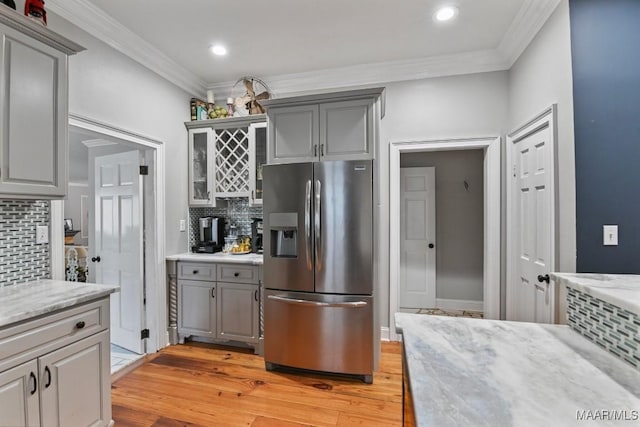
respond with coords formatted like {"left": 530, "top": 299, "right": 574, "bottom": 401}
{"left": 497, "top": 0, "right": 562, "bottom": 68}
{"left": 207, "top": 49, "right": 510, "bottom": 99}
{"left": 81, "top": 139, "right": 117, "bottom": 148}
{"left": 47, "top": 0, "right": 558, "bottom": 98}
{"left": 46, "top": 0, "right": 207, "bottom": 97}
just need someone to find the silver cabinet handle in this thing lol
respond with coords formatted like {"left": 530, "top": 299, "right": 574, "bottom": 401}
{"left": 305, "top": 180, "right": 312, "bottom": 270}
{"left": 314, "top": 144, "right": 318, "bottom": 157}
{"left": 267, "top": 295, "right": 367, "bottom": 308}
{"left": 320, "top": 144, "right": 324, "bottom": 156}
{"left": 314, "top": 179, "right": 322, "bottom": 271}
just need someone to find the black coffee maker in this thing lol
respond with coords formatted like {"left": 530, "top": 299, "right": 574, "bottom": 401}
{"left": 193, "top": 216, "right": 225, "bottom": 253}
{"left": 251, "top": 218, "right": 263, "bottom": 253}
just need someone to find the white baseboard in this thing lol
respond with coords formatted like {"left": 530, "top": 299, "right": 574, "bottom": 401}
{"left": 380, "top": 327, "right": 390, "bottom": 341}
{"left": 436, "top": 298, "right": 483, "bottom": 312}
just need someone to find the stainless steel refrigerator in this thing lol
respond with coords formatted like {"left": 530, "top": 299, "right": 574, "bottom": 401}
{"left": 263, "top": 160, "right": 375, "bottom": 383}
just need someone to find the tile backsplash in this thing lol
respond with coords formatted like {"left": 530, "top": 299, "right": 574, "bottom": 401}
{"left": 189, "top": 198, "right": 262, "bottom": 247}
{"left": 0, "top": 200, "right": 50, "bottom": 286}
{"left": 567, "top": 287, "right": 640, "bottom": 370}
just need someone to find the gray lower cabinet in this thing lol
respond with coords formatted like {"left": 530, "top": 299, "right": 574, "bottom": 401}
{"left": 178, "top": 279, "right": 216, "bottom": 338}
{"left": 217, "top": 282, "right": 259, "bottom": 343}
{"left": 0, "top": 298, "right": 111, "bottom": 427}
{"left": 177, "top": 261, "right": 261, "bottom": 351}
{"left": 0, "top": 7, "right": 83, "bottom": 199}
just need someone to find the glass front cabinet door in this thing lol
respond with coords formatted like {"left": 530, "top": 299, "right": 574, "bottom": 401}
{"left": 248, "top": 122, "right": 267, "bottom": 206}
{"left": 188, "top": 128, "right": 216, "bottom": 206}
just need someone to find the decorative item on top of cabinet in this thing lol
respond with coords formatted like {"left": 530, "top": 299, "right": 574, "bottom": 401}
{"left": 262, "top": 87, "right": 384, "bottom": 165}
{"left": 0, "top": 7, "right": 84, "bottom": 199}
{"left": 231, "top": 77, "right": 272, "bottom": 116}
{"left": 185, "top": 114, "right": 266, "bottom": 206}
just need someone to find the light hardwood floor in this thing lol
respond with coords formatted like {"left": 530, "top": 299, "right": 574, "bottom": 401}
{"left": 111, "top": 341, "right": 403, "bottom": 426}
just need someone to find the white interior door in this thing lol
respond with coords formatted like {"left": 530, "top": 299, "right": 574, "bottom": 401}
{"left": 507, "top": 109, "right": 556, "bottom": 323}
{"left": 400, "top": 167, "right": 436, "bottom": 309}
{"left": 93, "top": 151, "right": 144, "bottom": 353}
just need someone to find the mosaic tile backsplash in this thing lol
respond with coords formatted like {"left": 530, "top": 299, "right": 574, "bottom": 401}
{"left": 0, "top": 200, "right": 50, "bottom": 287}
{"left": 189, "top": 198, "right": 262, "bottom": 247}
{"left": 567, "top": 287, "right": 640, "bottom": 370}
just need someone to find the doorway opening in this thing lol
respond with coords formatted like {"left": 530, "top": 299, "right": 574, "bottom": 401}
{"left": 51, "top": 114, "right": 167, "bottom": 375}
{"left": 399, "top": 149, "right": 485, "bottom": 318}
{"left": 389, "top": 138, "right": 501, "bottom": 341}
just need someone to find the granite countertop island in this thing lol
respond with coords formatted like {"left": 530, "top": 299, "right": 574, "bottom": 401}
{"left": 396, "top": 313, "right": 640, "bottom": 426}
{"left": 551, "top": 273, "right": 640, "bottom": 317}
{"left": 0, "top": 279, "right": 120, "bottom": 328}
{"left": 166, "top": 252, "right": 263, "bottom": 265}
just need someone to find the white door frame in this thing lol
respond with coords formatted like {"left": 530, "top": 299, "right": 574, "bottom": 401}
{"left": 51, "top": 114, "right": 167, "bottom": 353}
{"left": 506, "top": 105, "right": 557, "bottom": 322}
{"left": 389, "top": 137, "right": 501, "bottom": 341}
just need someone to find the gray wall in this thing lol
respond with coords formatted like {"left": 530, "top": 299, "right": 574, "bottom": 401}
{"left": 48, "top": 12, "right": 192, "bottom": 257}
{"left": 377, "top": 71, "right": 510, "bottom": 326}
{"left": 570, "top": 0, "right": 640, "bottom": 273}
{"left": 508, "top": 0, "right": 576, "bottom": 276}
{"left": 400, "top": 150, "right": 484, "bottom": 302}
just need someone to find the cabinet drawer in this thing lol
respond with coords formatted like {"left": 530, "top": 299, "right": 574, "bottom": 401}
{"left": 0, "top": 298, "right": 108, "bottom": 373}
{"left": 217, "top": 264, "right": 259, "bottom": 284}
{"left": 178, "top": 262, "right": 217, "bottom": 281}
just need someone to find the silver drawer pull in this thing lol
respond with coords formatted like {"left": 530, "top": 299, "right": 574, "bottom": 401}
{"left": 267, "top": 295, "right": 367, "bottom": 308}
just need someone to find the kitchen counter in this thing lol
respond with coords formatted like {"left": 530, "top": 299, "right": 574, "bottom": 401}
{"left": 396, "top": 313, "right": 640, "bottom": 426}
{"left": 551, "top": 273, "right": 640, "bottom": 317}
{"left": 166, "top": 252, "right": 263, "bottom": 265}
{"left": 0, "top": 279, "right": 119, "bottom": 328}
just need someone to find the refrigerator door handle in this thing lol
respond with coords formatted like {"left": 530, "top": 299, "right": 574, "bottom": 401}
{"left": 305, "top": 179, "right": 312, "bottom": 270}
{"left": 314, "top": 179, "right": 322, "bottom": 271}
{"left": 267, "top": 295, "right": 367, "bottom": 308}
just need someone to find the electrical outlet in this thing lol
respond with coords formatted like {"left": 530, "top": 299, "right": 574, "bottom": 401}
{"left": 603, "top": 225, "right": 618, "bottom": 246}
{"left": 36, "top": 225, "right": 49, "bottom": 244}
{"left": 179, "top": 219, "right": 186, "bottom": 232}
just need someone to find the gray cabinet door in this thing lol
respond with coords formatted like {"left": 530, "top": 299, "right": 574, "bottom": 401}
{"left": 267, "top": 104, "right": 319, "bottom": 164}
{"left": 0, "top": 25, "right": 67, "bottom": 198}
{"left": 0, "top": 359, "right": 40, "bottom": 427}
{"left": 188, "top": 128, "right": 216, "bottom": 206}
{"left": 216, "top": 282, "right": 259, "bottom": 343}
{"left": 178, "top": 279, "right": 216, "bottom": 337}
{"left": 319, "top": 98, "right": 374, "bottom": 161}
{"left": 39, "top": 330, "right": 111, "bottom": 427}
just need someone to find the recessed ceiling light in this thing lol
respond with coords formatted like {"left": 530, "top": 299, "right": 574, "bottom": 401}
{"left": 434, "top": 6, "right": 458, "bottom": 22}
{"left": 210, "top": 44, "right": 227, "bottom": 56}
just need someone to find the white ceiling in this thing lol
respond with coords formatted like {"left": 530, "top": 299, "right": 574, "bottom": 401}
{"left": 48, "top": 0, "right": 561, "bottom": 96}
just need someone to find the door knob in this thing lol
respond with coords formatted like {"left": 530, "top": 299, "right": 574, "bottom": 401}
{"left": 537, "top": 274, "right": 550, "bottom": 284}
{"left": 91, "top": 256, "right": 101, "bottom": 263}
{"left": 428, "top": 243, "right": 435, "bottom": 249}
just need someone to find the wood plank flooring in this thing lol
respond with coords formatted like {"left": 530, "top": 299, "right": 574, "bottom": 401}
{"left": 111, "top": 341, "right": 403, "bottom": 426}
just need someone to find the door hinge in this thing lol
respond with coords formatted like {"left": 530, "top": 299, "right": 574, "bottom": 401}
{"left": 141, "top": 328, "right": 150, "bottom": 339}
{"left": 139, "top": 165, "right": 149, "bottom": 175}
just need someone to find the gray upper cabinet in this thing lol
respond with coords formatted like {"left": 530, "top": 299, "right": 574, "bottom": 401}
{"left": 267, "top": 104, "right": 319, "bottom": 164}
{"left": 320, "top": 98, "right": 374, "bottom": 161}
{"left": 0, "top": 8, "right": 84, "bottom": 199}
{"left": 264, "top": 88, "right": 384, "bottom": 165}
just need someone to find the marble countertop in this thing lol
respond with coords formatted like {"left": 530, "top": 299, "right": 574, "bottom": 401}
{"left": 166, "top": 252, "right": 263, "bottom": 265}
{"left": 0, "top": 279, "right": 119, "bottom": 329}
{"left": 551, "top": 273, "right": 640, "bottom": 317}
{"left": 396, "top": 313, "right": 640, "bottom": 426}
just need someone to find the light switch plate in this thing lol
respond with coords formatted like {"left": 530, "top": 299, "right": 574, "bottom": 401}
{"left": 36, "top": 225, "right": 49, "bottom": 244}
{"left": 179, "top": 219, "right": 186, "bottom": 232}
{"left": 603, "top": 225, "right": 618, "bottom": 246}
